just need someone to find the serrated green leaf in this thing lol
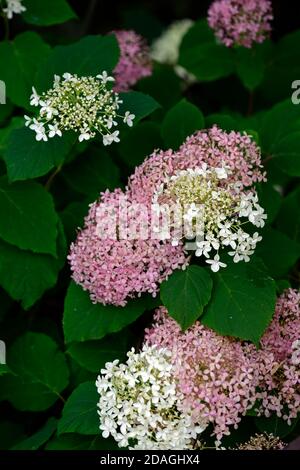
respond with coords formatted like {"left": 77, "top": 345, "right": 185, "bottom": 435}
{"left": 160, "top": 266, "right": 213, "bottom": 330}
{"left": 0, "top": 177, "right": 58, "bottom": 256}
{"left": 202, "top": 258, "right": 276, "bottom": 344}
{"left": 0, "top": 333, "right": 69, "bottom": 411}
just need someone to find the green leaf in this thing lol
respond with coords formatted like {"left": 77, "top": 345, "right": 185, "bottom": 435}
{"left": 255, "top": 414, "right": 299, "bottom": 438}
{"left": 271, "top": 132, "right": 300, "bottom": 177}
{"left": 58, "top": 382, "right": 99, "bottom": 436}
{"left": 23, "top": 0, "right": 76, "bottom": 26}
{"left": 3, "top": 127, "right": 75, "bottom": 182}
{"left": 235, "top": 44, "right": 270, "bottom": 91}
{"left": 202, "top": 258, "right": 276, "bottom": 344}
{"left": 161, "top": 99, "right": 204, "bottom": 150}
{"left": 276, "top": 187, "right": 300, "bottom": 243}
{"left": 0, "top": 117, "right": 24, "bottom": 157}
{"left": 205, "top": 114, "right": 240, "bottom": 132}
{"left": 138, "top": 65, "right": 181, "bottom": 109}
{"left": 256, "top": 183, "right": 281, "bottom": 225}
{"left": 259, "top": 100, "right": 300, "bottom": 154}
{"left": 179, "top": 19, "right": 235, "bottom": 81}
{"left": 160, "top": 266, "right": 213, "bottom": 330}
{"left": 46, "top": 433, "right": 118, "bottom": 450}
{"left": 0, "top": 223, "right": 66, "bottom": 309}
{"left": 11, "top": 418, "right": 57, "bottom": 450}
{"left": 0, "top": 333, "right": 69, "bottom": 411}
{"left": 0, "top": 421, "right": 25, "bottom": 450}
{"left": 260, "top": 30, "right": 300, "bottom": 103}
{"left": 119, "top": 122, "right": 163, "bottom": 167}
{"left": 36, "top": 35, "right": 119, "bottom": 91}
{"left": 63, "top": 282, "right": 147, "bottom": 343}
{"left": 0, "top": 32, "right": 51, "bottom": 109}
{"left": 62, "top": 148, "right": 120, "bottom": 197}
{"left": 118, "top": 91, "right": 160, "bottom": 124}
{"left": 256, "top": 227, "right": 300, "bottom": 278}
{"left": 67, "top": 331, "right": 132, "bottom": 373}
{"left": 60, "top": 201, "right": 88, "bottom": 244}
{"left": 0, "top": 177, "right": 58, "bottom": 256}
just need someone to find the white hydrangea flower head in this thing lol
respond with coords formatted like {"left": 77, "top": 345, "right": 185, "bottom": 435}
{"left": 25, "top": 72, "right": 135, "bottom": 145}
{"left": 152, "top": 164, "right": 266, "bottom": 272}
{"left": 151, "top": 19, "right": 196, "bottom": 83}
{"left": 96, "top": 345, "right": 207, "bottom": 450}
{"left": 2, "top": 0, "right": 26, "bottom": 19}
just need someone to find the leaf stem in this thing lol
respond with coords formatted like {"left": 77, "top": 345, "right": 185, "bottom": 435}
{"left": 45, "top": 164, "right": 63, "bottom": 191}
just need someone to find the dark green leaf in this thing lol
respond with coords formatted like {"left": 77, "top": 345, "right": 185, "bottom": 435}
{"left": 36, "top": 35, "right": 119, "bottom": 91}
{"left": 271, "top": 132, "right": 300, "bottom": 177}
{"left": 64, "top": 282, "right": 147, "bottom": 343}
{"left": 119, "top": 91, "right": 160, "bottom": 124}
{"left": 202, "top": 258, "right": 276, "bottom": 344}
{"left": 0, "top": 223, "right": 66, "bottom": 309}
{"left": 58, "top": 382, "right": 99, "bottom": 435}
{"left": 256, "top": 227, "right": 300, "bottom": 278}
{"left": 179, "top": 20, "right": 234, "bottom": 81}
{"left": 46, "top": 433, "right": 118, "bottom": 450}
{"left": 67, "top": 331, "right": 132, "bottom": 373}
{"left": 256, "top": 183, "right": 281, "bottom": 225}
{"left": 160, "top": 265, "right": 213, "bottom": 330}
{"left": 0, "top": 32, "right": 50, "bottom": 109}
{"left": 0, "top": 177, "right": 58, "bottom": 256}
{"left": 276, "top": 187, "right": 300, "bottom": 243}
{"left": 161, "top": 99, "right": 204, "bottom": 150}
{"left": 23, "top": 0, "right": 76, "bottom": 26}
{"left": 255, "top": 414, "right": 299, "bottom": 438}
{"left": 119, "top": 122, "right": 163, "bottom": 167}
{"left": 235, "top": 43, "right": 271, "bottom": 91}
{"left": 62, "top": 148, "right": 120, "bottom": 197}
{"left": 11, "top": 418, "right": 57, "bottom": 450}
{"left": 0, "top": 333, "right": 69, "bottom": 411}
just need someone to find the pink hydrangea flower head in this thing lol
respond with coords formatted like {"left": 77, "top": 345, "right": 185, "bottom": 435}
{"left": 145, "top": 307, "right": 263, "bottom": 443}
{"left": 258, "top": 289, "right": 300, "bottom": 422}
{"left": 128, "top": 126, "right": 266, "bottom": 205}
{"left": 208, "top": 0, "right": 273, "bottom": 48}
{"left": 112, "top": 30, "right": 152, "bottom": 92}
{"left": 68, "top": 189, "right": 188, "bottom": 306}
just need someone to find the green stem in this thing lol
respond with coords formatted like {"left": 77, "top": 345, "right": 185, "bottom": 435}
{"left": 45, "top": 164, "right": 63, "bottom": 191}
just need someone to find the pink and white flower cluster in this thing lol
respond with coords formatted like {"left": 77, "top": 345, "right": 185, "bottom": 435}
{"left": 145, "top": 289, "right": 300, "bottom": 444}
{"left": 208, "top": 0, "right": 273, "bottom": 48}
{"left": 96, "top": 345, "right": 207, "bottom": 450}
{"left": 69, "top": 126, "right": 266, "bottom": 306}
{"left": 113, "top": 30, "right": 152, "bottom": 92}
{"left": 96, "top": 289, "right": 300, "bottom": 448}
